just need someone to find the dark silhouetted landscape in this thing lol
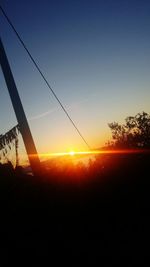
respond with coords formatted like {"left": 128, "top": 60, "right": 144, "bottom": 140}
{"left": 0, "top": 124, "right": 150, "bottom": 265}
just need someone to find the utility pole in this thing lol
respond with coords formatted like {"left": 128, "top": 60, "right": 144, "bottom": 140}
{"left": 0, "top": 37, "right": 41, "bottom": 175}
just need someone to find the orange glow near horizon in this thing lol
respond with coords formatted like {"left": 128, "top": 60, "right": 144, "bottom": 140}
{"left": 17, "top": 148, "right": 150, "bottom": 167}
{"left": 28, "top": 148, "right": 150, "bottom": 159}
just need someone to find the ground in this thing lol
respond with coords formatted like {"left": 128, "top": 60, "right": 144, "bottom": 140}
{"left": 0, "top": 153, "right": 150, "bottom": 266}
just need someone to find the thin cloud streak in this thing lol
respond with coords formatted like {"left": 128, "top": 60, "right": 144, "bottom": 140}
{"left": 29, "top": 108, "right": 58, "bottom": 121}
{"left": 28, "top": 93, "right": 96, "bottom": 122}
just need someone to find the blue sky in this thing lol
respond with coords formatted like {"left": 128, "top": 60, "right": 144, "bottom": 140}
{"left": 0, "top": 0, "right": 150, "bottom": 158}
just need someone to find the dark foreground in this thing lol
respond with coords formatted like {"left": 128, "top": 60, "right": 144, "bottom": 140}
{"left": 0, "top": 153, "right": 150, "bottom": 266}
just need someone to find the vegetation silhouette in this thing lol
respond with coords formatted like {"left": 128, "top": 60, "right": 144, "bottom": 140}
{"left": 0, "top": 112, "right": 150, "bottom": 265}
{"left": 108, "top": 111, "right": 150, "bottom": 148}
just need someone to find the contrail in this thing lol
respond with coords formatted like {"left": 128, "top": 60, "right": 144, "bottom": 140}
{"left": 29, "top": 107, "right": 58, "bottom": 121}
{"left": 28, "top": 94, "right": 95, "bottom": 121}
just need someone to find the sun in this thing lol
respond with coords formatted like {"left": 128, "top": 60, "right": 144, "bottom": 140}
{"left": 69, "top": 151, "right": 75, "bottom": 156}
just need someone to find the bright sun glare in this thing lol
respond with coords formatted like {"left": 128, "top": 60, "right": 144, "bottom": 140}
{"left": 69, "top": 151, "right": 75, "bottom": 156}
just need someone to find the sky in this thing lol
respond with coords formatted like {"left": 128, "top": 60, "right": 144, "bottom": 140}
{"left": 0, "top": 0, "right": 150, "bottom": 161}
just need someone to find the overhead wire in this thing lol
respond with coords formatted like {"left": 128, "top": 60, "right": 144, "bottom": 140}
{"left": 0, "top": 5, "right": 91, "bottom": 150}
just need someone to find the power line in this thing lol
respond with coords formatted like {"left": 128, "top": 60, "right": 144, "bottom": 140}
{"left": 0, "top": 5, "right": 91, "bottom": 150}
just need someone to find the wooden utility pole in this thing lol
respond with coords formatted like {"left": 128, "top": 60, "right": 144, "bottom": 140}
{"left": 0, "top": 37, "right": 41, "bottom": 175}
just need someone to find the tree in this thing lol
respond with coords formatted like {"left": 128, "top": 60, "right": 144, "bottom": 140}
{"left": 108, "top": 112, "right": 150, "bottom": 148}
{"left": 0, "top": 125, "right": 20, "bottom": 165}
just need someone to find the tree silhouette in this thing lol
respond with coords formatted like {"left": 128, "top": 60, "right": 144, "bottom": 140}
{"left": 0, "top": 125, "right": 20, "bottom": 164}
{"left": 108, "top": 112, "right": 150, "bottom": 148}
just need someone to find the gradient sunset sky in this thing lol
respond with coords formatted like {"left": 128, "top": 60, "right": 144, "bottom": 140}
{"left": 0, "top": 0, "right": 150, "bottom": 159}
